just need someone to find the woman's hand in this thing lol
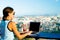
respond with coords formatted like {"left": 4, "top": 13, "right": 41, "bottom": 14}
{"left": 27, "top": 31, "right": 33, "bottom": 35}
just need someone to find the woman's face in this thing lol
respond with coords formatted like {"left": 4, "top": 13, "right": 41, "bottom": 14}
{"left": 9, "top": 11, "right": 15, "bottom": 20}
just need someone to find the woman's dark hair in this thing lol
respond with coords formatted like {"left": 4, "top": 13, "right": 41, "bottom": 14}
{"left": 3, "top": 7, "right": 14, "bottom": 20}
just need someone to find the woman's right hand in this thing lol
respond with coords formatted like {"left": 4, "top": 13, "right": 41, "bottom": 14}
{"left": 27, "top": 31, "right": 33, "bottom": 35}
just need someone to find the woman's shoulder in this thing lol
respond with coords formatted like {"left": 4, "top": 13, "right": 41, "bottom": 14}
{"left": 10, "top": 21, "right": 16, "bottom": 24}
{"left": 8, "top": 21, "right": 16, "bottom": 31}
{"left": 9, "top": 21, "right": 16, "bottom": 26}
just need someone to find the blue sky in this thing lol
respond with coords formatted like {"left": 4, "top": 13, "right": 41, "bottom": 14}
{"left": 0, "top": 0, "right": 60, "bottom": 17}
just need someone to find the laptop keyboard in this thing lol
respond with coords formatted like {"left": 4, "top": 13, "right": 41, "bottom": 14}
{"left": 31, "top": 31, "right": 37, "bottom": 34}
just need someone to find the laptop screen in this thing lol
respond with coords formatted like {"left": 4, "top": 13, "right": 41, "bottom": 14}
{"left": 29, "top": 22, "right": 40, "bottom": 32}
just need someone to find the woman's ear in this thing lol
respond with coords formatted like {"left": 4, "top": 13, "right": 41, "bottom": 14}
{"left": 8, "top": 13, "right": 11, "bottom": 16}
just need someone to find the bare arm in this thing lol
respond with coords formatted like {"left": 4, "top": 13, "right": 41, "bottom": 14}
{"left": 8, "top": 22, "right": 32, "bottom": 40}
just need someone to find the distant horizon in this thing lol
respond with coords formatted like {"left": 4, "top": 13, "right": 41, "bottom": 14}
{"left": 0, "top": 12, "right": 59, "bottom": 17}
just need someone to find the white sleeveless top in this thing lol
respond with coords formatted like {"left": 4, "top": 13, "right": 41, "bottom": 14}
{"left": 0, "top": 20, "right": 14, "bottom": 40}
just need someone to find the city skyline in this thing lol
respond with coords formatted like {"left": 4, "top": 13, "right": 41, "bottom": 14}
{"left": 0, "top": 0, "right": 60, "bottom": 17}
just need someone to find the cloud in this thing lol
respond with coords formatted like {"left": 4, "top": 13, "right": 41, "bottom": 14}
{"left": 55, "top": 0, "right": 59, "bottom": 2}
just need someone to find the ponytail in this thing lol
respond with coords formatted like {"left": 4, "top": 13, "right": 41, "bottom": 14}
{"left": 2, "top": 16, "right": 7, "bottom": 21}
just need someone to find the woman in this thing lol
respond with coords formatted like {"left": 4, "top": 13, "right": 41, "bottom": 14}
{"left": 0, "top": 7, "right": 32, "bottom": 40}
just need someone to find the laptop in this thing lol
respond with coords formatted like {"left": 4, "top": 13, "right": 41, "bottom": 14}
{"left": 29, "top": 22, "right": 40, "bottom": 34}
